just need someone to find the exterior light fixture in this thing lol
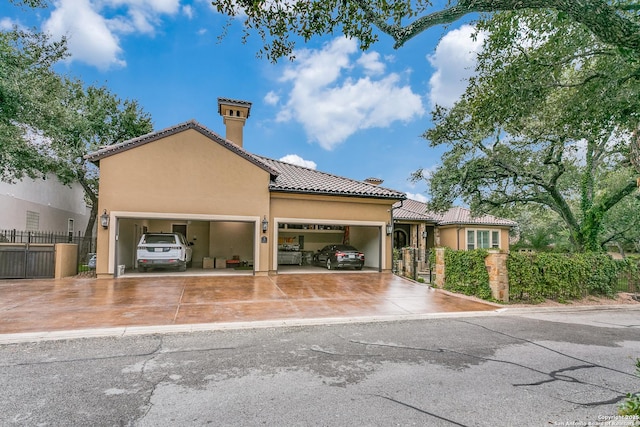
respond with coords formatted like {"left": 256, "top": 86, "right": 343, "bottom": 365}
{"left": 386, "top": 223, "right": 393, "bottom": 235}
{"left": 262, "top": 216, "right": 269, "bottom": 233}
{"left": 100, "top": 209, "right": 110, "bottom": 229}
{"left": 422, "top": 230, "right": 428, "bottom": 239}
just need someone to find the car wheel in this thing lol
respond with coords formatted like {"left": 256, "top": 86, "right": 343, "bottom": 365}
{"left": 355, "top": 266, "right": 362, "bottom": 270}
{"left": 138, "top": 265, "right": 146, "bottom": 273}
{"left": 326, "top": 259, "right": 332, "bottom": 270}
{"left": 178, "top": 263, "right": 187, "bottom": 272}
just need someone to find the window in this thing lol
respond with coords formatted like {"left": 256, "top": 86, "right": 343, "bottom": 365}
{"left": 491, "top": 231, "right": 500, "bottom": 248}
{"left": 26, "top": 211, "right": 39, "bottom": 231}
{"left": 467, "top": 229, "right": 501, "bottom": 250}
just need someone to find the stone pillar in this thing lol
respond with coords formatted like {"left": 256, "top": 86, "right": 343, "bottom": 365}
{"left": 434, "top": 247, "right": 445, "bottom": 288}
{"left": 485, "top": 250, "right": 509, "bottom": 302}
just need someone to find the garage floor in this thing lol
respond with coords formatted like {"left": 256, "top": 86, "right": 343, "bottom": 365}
{"left": 0, "top": 273, "right": 499, "bottom": 335}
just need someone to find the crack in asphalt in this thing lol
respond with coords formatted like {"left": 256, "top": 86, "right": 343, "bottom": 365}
{"left": 0, "top": 340, "right": 240, "bottom": 367}
{"left": 456, "top": 319, "right": 638, "bottom": 379}
{"left": 309, "top": 344, "right": 382, "bottom": 357}
{"left": 371, "top": 394, "right": 469, "bottom": 427}
{"left": 345, "top": 321, "right": 635, "bottom": 408}
{"left": 592, "top": 320, "right": 640, "bottom": 328}
{"left": 138, "top": 336, "right": 166, "bottom": 421}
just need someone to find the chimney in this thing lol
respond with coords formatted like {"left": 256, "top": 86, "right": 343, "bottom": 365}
{"left": 217, "top": 97, "right": 252, "bottom": 147}
{"left": 364, "top": 177, "right": 384, "bottom": 186}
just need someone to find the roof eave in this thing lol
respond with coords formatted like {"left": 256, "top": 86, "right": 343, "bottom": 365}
{"left": 269, "top": 187, "right": 406, "bottom": 200}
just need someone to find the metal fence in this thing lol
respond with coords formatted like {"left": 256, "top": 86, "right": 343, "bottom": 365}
{"left": 0, "top": 243, "right": 56, "bottom": 279}
{"left": 615, "top": 261, "right": 640, "bottom": 294}
{"left": 0, "top": 229, "right": 96, "bottom": 276}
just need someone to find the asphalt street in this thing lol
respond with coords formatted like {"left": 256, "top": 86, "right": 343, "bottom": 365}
{"left": 1, "top": 307, "right": 639, "bottom": 426}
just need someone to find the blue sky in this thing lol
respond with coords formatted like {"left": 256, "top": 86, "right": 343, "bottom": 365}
{"left": 1, "top": 1, "right": 484, "bottom": 202}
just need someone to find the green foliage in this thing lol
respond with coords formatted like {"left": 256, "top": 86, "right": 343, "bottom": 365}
{"left": 0, "top": 29, "right": 68, "bottom": 182}
{"left": 443, "top": 248, "right": 491, "bottom": 300}
{"left": 421, "top": 9, "right": 639, "bottom": 253}
{"left": 507, "top": 252, "right": 634, "bottom": 303}
{"left": 211, "top": 0, "right": 640, "bottom": 62}
{"left": 0, "top": 26, "right": 153, "bottom": 247}
{"left": 618, "top": 359, "right": 640, "bottom": 417}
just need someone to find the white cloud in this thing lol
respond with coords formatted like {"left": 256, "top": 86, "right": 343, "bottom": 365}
{"left": 44, "top": 0, "right": 125, "bottom": 70}
{"left": 264, "top": 91, "right": 280, "bottom": 106}
{"left": 405, "top": 192, "right": 428, "bottom": 203}
{"left": 279, "top": 154, "right": 317, "bottom": 170}
{"left": 276, "top": 37, "right": 424, "bottom": 150}
{"left": 1, "top": 17, "right": 18, "bottom": 30}
{"left": 427, "top": 25, "right": 485, "bottom": 109}
{"left": 182, "top": 5, "right": 194, "bottom": 19}
{"left": 42, "top": 0, "right": 181, "bottom": 70}
{"left": 356, "top": 51, "right": 385, "bottom": 76}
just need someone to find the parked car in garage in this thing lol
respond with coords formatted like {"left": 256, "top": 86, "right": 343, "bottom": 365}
{"left": 314, "top": 244, "right": 364, "bottom": 270}
{"left": 136, "top": 232, "right": 193, "bottom": 272}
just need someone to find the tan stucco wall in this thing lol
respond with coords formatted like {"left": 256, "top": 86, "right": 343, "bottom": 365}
{"left": 54, "top": 243, "right": 78, "bottom": 279}
{"left": 437, "top": 225, "right": 511, "bottom": 251}
{"left": 95, "top": 128, "right": 271, "bottom": 277}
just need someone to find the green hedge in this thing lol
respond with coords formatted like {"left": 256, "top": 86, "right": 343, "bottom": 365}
{"left": 443, "top": 248, "right": 492, "bottom": 300}
{"left": 507, "top": 252, "right": 636, "bottom": 303}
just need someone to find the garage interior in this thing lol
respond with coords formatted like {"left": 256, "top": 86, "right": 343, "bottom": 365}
{"left": 276, "top": 222, "right": 382, "bottom": 273}
{"left": 114, "top": 217, "right": 382, "bottom": 276}
{"left": 116, "top": 218, "right": 255, "bottom": 275}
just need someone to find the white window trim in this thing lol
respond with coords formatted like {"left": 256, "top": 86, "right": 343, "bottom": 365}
{"left": 466, "top": 228, "right": 501, "bottom": 250}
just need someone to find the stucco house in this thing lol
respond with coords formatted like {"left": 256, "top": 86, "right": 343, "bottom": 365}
{"left": 392, "top": 198, "right": 517, "bottom": 272}
{"left": 0, "top": 174, "right": 90, "bottom": 236}
{"left": 86, "top": 98, "right": 406, "bottom": 278}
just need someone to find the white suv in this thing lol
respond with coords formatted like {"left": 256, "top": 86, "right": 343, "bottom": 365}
{"left": 136, "top": 233, "right": 193, "bottom": 272}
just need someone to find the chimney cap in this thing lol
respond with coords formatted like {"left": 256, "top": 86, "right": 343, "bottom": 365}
{"left": 218, "top": 97, "right": 252, "bottom": 118}
{"left": 364, "top": 177, "right": 384, "bottom": 186}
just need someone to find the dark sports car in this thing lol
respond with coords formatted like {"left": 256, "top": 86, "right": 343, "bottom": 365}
{"left": 314, "top": 244, "right": 365, "bottom": 270}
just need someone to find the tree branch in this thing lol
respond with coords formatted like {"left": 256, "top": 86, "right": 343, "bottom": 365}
{"left": 363, "top": 0, "right": 640, "bottom": 55}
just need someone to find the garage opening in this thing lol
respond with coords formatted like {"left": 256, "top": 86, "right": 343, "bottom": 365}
{"left": 115, "top": 217, "right": 255, "bottom": 276}
{"left": 276, "top": 221, "right": 382, "bottom": 273}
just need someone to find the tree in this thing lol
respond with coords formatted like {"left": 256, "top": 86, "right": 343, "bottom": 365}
{"left": 416, "top": 10, "right": 639, "bottom": 252}
{"left": 212, "top": 0, "right": 640, "bottom": 61}
{"left": 0, "top": 28, "right": 68, "bottom": 182}
{"left": 1, "top": 27, "right": 152, "bottom": 253}
{"left": 8, "top": 0, "right": 48, "bottom": 7}
{"left": 49, "top": 81, "right": 153, "bottom": 254}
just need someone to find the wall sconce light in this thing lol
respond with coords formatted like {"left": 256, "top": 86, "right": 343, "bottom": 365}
{"left": 100, "top": 209, "right": 110, "bottom": 229}
{"left": 262, "top": 216, "right": 269, "bottom": 233}
{"left": 422, "top": 230, "right": 428, "bottom": 238}
{"left": 386, "top": 223, "right": 393, "bottom": 235}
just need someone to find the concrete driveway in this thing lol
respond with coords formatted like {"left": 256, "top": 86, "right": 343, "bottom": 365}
{"left": 0, "top": 273, "right": 499, "bottom": 338}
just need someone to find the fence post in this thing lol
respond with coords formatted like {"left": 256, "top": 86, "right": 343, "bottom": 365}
{"left": 485, "top": 250, "right": 509, "bottom": 302}
{"left": 434, "top": 247, "right": 445, "bottom": 288}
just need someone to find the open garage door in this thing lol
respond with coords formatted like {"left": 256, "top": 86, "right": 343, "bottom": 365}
{"left": 113, "top": 215, "right": 257, "bottom": 277}
{"left": 274, "top": 219, "right": 384, "bottom": 273}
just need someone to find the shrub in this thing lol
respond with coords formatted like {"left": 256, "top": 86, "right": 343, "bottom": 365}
{"left": 618, "top": 359, "right": 640, "bottom": 417}
{"left": 443, "top": 248, "right": 492, "bottom": 300}
{"left": 507, "top": 252, "right": 633, "bottom": 303}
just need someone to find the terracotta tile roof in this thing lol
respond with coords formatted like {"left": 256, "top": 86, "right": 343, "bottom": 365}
{"left": 258, "top": 156, "right": 406, "bottom": 200}
{"left": 84, "top": 120, "right": 279, "bottom": 176}
{"left": 393, "top": 199, "right": 517, "bottom": 227}
{"left": 85, "top": 120, "right": 406, "bottom": 201}
{"left": 393, "top": 198, "right": 437, "bottom": 221}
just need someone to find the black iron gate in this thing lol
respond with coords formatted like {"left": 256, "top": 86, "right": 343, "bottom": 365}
{"left": 0, "top": 244, "right": 55, "bottom": 279}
